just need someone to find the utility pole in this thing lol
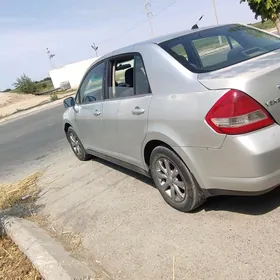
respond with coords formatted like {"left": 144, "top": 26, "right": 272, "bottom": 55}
{"left": 91, "top": 43, "right": 99, "bottom": 57}
{"left": 212, "top": 0, "right": 219, "bottom": 24}
{"left": 212, "top": 0, "right": 222, "bottom": 45}
{"left": 145, "top": 0, "right": 154, "bottom": 37}
{"left": 46, "top": 48, "right": 56, "bottom": 69}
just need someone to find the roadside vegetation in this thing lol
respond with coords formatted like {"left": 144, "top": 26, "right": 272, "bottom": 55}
{"left": 11, "top": 74, "right": 54, "bottom": 95}
{"left": 0, "top": 171, "right": 43, "bottom": 210}
{"left": 50, "top": 92, "right": 58, "bottom": 101}
{"left": 241, "top": 0, "right": 280, "bottom": 34}
{"left": 0, "top": 236, "right": 43, "bottom": 280}
{"left": 0, "top": 171, "right": 44, "bottom": 279}
{"left": 250, "top": 20, "right": 275, "bottom": 30}
{"left": 2, "top": 74, "right": 72, "bottom": 104}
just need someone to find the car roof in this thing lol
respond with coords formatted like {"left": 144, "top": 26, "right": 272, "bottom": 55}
{"left": 94, "top": 23, "right": 241, "bottom": 63}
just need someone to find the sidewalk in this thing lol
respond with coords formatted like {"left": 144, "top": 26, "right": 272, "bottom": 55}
{"left": 33, "top": 147, "right": 280, "bottom": 280}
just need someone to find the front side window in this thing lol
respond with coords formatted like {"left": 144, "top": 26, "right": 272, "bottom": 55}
{"left": 108, "top": 54, "right": 151, "bottom": 99}
{"left": 160, "top": 24, "right": 280, "bottom": 73}
{"left": 78, "top": 61, "right": 105, "bottom": 104}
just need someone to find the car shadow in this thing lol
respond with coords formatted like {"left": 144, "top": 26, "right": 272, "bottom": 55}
{"left": 92, "top": 157, "right": 280, "bottom": 216}
{"left": 198, "top": 186, "right": 280, "bottom": 215}
{"left": 92, "top": 157, "right": 155, "bottom": 187}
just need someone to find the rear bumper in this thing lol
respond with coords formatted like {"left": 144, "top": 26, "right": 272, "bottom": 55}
{"left": 173, "top": 124, "right": 280, "bottom": 196}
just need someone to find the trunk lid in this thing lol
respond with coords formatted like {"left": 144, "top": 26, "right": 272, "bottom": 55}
{"left": 198, "top": 49, "right": 280, "bottom": 124}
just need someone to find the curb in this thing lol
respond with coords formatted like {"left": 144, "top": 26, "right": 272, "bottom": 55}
{"left": 1, "top": 216, "right": 94, "bottom": 280}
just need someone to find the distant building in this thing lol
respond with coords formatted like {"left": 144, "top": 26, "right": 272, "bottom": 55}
{"left": 49, "top": 57, "right": 99, "bottom": 89}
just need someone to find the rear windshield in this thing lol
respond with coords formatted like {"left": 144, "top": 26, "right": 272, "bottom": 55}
{"left": 159, "top": 24, "right": 280, "bottom": 73}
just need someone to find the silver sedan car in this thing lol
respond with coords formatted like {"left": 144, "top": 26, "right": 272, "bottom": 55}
{"left": 63, "top": 24, "right": 280, "bottom": 212}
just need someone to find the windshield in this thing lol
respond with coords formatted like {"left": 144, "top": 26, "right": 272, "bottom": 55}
{"left": 159, "top": 24, "right": 280, "bottom": 73}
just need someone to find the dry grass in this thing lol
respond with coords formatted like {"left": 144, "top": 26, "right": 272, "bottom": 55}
{"left": 0, "top": 171, "right": 43, "bottom": 211}
{"left": 0, "top": 236, "right": 43, "bottom": 280}
{"left": 0, "top": 172, "right": 44, "bottom": 279}
{"left": 0, "top": 173, "right": 108, "bottom": 279}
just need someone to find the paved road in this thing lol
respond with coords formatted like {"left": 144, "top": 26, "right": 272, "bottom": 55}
{"left": 0, "top": 104, "right": 67, "bottom": 181}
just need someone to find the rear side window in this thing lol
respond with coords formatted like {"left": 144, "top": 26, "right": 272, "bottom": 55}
{"left": 192, "top": 36, "right": 231, "bottom": 67}
{"left": 159, "top": 24, "right": 280, "bottom": 73}
{"left": 171, "top": 44, "right": 188, "bottom": 60}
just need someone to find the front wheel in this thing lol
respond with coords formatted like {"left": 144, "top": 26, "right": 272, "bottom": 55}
{"left": 150, "top": 146, "right": 205, "bottom": 212}
{"left": 66, "top": 127, "right": 92, "bottom": 161}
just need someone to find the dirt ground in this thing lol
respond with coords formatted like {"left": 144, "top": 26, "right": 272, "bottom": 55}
{"left": 0, "top": 236, "right": 42, "bottom": 280}
{"left": 0, "top": 91, "right": 73, "bottom": 118}
{"left": 19, "top": 145, "right": 280, "bottom": 280}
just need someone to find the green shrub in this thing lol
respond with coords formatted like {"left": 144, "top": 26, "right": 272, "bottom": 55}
{"left": 3, "top": 88, "right": 11, "bottom": 92}
{"left": 13, "top": 74, "right": 37, "bottom": 94}
{"left": 50, "top": 92, "right": 58, "bottom": 101}
{"left": 250, "top": 20, "right": 275, "bottom": 30}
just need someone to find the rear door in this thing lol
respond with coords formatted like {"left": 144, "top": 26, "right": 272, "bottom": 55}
{"left": 116, "top": 54, "right": 152, "bottom": 168}
{"left": 74, "top": 61, "right": 106, "bottom": 151}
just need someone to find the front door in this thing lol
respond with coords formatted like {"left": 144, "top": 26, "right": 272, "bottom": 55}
{"left": 74, "top": 61, "right": 106, "bottom": 151}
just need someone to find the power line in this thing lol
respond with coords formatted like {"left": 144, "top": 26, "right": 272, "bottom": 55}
{"left": 145, "top": 0, "right": 155, "bottom": 37}
{"left": 152, "top": 0, "right": 176, "bottom": 18}
{"left": 97, "top": 0, "right": 177, "bottom": 45}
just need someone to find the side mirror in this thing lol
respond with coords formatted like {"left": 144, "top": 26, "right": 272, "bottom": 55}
{"left": 64, "top": 97, "right": 75, "bottom": 108}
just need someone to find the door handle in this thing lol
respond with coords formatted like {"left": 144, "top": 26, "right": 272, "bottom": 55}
{"left": 132, "top": 106, "right": 145, "bottom": 115}
{"left": 93, "top": 109, "right": 101, "bottom": 116}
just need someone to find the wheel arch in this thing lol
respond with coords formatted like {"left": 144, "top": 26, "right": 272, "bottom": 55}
{"left": 142, "top": 133, "right": 204, "bottom": 190}
{"left": 64, "top": 122, "right": 72, "bottom": 134}
{"left": 144, "top": 140, "right": 175, "bottom": 166}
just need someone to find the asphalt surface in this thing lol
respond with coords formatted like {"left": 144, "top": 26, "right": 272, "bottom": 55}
{"left": 0, "top": 104, "right": 67, "bottom": 181}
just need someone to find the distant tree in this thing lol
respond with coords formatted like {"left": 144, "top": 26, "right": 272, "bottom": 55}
{"left": 43, "top": 77, "right": 51, "bottom": 82}
{"left": 240, "top": 0, "right": 280, "bottom": 34}
{"left": 13, "top": 74, "right": 37, "bottom": 94}
{"left": 3, "top": 88, "right": 11, "bottom": 92}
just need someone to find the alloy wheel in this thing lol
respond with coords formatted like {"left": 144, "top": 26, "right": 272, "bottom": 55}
{"left": 155, "top": 158, "right": 186, "bottom": 202}
{"left": 69, "top": 132, "right": 82, "bottom": 156}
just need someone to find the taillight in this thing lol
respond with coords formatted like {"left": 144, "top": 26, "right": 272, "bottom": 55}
{"left": 205, "top": 89, "right": 274, "bottom": 135}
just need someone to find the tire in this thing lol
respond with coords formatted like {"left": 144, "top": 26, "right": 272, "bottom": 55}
{"left": 66, "top": 127, "right": 92, "bottom": 161}
{"left": 150, "top": 146, "right": 205, "bottom": 212}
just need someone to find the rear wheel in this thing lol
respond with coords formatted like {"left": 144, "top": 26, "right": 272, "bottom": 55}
{"left": 66, "top": 127, "right": 92, "bottom": 161}
{"left": 150, "top": 146, "right": 205, "bottom": 212}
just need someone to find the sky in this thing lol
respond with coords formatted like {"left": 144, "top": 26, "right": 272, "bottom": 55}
{"left": 0, "top": 0, "right": 257, "bottom": 90}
